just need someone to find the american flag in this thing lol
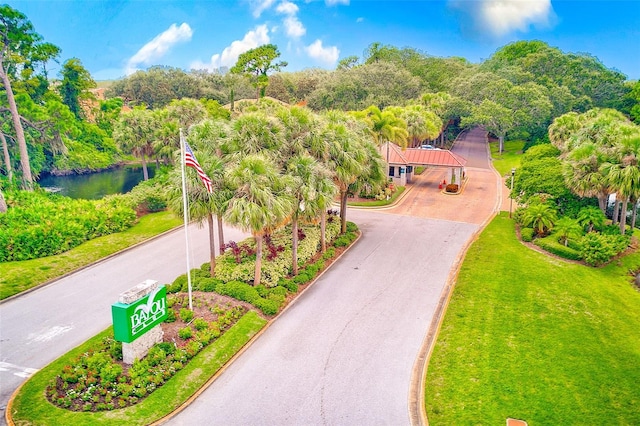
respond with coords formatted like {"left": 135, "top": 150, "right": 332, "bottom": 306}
{"left": 184, "top": 141, "right": 213, "bottom": 193}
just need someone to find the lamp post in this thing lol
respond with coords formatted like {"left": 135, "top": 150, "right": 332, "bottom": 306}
{"left": 509, "top": 168, "right": 515, "bottom": 218}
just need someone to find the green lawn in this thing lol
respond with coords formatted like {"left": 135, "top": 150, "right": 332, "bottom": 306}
{"left": 9, "top": 311, "right": 267, "bottom": 425}
{"left": 490, "top": 139, "right": 525, "bottom": 177}
{"left": 424, "top": 213, "right": 640, "bottom": 424}
{"left": 0, "top": 211, "right": 182, "bottom": 300}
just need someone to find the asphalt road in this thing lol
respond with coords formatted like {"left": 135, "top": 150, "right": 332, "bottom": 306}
{"left": 166, "top": 127, "right": 498, "bottom": 425}
{"left": 0, "top": 127, "right": 497, "bottom": 425}
{"left": 0, "top": 223, "right": 249, "bottom": 420}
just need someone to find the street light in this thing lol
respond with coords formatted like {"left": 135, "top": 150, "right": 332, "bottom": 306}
{"left": 509, "top": 168, "right": 516, "bottom": 218}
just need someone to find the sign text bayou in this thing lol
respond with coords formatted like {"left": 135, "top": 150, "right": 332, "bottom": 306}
{"left": 112, "top": 286, "right": 168, "bottom": 343}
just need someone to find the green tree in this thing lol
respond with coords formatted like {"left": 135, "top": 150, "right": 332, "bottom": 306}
{"left": 552, "top": 217, "right": 583, "bottom": 246}
{"left": 224, "top": 154, "right": 293, "bottom": 286}
{"left": 112, "top": 108, "right": 155, "bottom": 180}
{"left": 0, "top": 5, "right": 60, "bottom": 188}
{"left": 462, "top": 99, "right": 514, "bottom": 153}
{"left": 521, "top": 203, "right": 558, "bottom": 236}
{"left": 58, "top": 58, "right": 96, "bottom": 120}
{"left": 230, "top": 44, "right": 287, "bottom": 99}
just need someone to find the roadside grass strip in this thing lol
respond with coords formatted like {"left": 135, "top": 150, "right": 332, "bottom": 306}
{"left": 0, "top": 211, "right": 182, "bottom": 300}
{"left": 425, "top": 213, "right": 640, "bottom": 425}
{"left": 8, "top": 311, "right": 266, "bottom": 425}
{"left": 490, "top": 140, "right": 525, "bottom": 177}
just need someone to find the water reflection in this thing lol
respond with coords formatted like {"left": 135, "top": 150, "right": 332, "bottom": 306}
{"left": 37, "top": 165, "right": 156, "bottom": 200}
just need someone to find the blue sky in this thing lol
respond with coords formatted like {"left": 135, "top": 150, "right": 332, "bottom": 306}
{"left": 10, "top": 0, "right": 640, "bottom": 81}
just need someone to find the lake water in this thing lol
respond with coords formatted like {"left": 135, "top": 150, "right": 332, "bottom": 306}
{"left": 37, "top": 165, "right": 156, "bottom": 200}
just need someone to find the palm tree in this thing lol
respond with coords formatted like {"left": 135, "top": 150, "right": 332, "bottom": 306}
{"left": 286, "top": 154, "right": 325, "bottom": 275}
{"left": 166, "top": 147, "right": 226, "bottom": 276}
{"left": 552, "top": 217, "right": 583, "bottom": 246}
{"left": 601, "top": 134, "right": 640, "bottom": 234}
{"left": 577, "top": 206, "right": 606, "bottom": 233}
{"left": 521, "top": 203, "right": 558, "bottom": 236}
{"left": 0, "top": 188, "right": 6, "bottom": 213}
{"left": 397, "top": 105, "right": 442, "bottom": 148}
{"left": 225, "top": 154, "right": 294, "bottom": 286}
{"left": 351, "top": 105, "right": 408, "bottom": 177}
{"left": 323, "top": 116, "right": 366, "bottom": 234}
{"left": 188, "top": 120, "right": 237, "bottom": 254}
{"left": 113, "top": 108, "right": 156, "bottom": 180}
{"left": 563, "top": 143, "right": 611, "bottom": 212}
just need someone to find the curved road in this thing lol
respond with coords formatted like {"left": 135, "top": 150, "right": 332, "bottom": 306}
{"left": 167, "top": 127, "right": 499, "bottom": 425}
{"left": 0, "top": 127, "right": 499, "bottom": 425}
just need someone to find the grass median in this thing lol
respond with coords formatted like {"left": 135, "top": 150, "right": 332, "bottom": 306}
{"left": 424, "top": 213, "right": 640, "bottom": 424}
{"left": 0, "top": 211, "right": 182, "bottom": 300}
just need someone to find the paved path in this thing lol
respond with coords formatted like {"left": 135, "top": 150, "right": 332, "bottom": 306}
{"left": 167, "top": 127, "right": 500, "bottom": 425}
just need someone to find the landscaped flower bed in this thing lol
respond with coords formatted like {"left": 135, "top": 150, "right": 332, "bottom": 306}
{"left": 46, "top": 297, "right": 246, "bottom": 412}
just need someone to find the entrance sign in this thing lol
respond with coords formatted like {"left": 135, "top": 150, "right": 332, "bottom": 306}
{"left": 112, "top": 285, "right": 167, "bottom": 343}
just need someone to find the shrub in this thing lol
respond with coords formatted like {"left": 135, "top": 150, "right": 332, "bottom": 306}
{"left": 534, "top": 236, "right": 582, "bottom": 261}
{"left": 520, "top": 228, "right": 535, "bottom": 242}
{"left": 178, "top": 326, "right": 193, "bottom": 340}
{"left": 253, "top": 298, "right": 280, "bottom": 315}
{"left": 445, "top": 184, "right": 459, "bottom": 193}
{"left": 193, "top": 318, "right": 209, "bottom": 331}
{"left": 580, "top": 233, "right": 629, "bottom": 266}
{"left": 346, "top": 221, "right": 358, "bottom": 233}
{"left": 179, "top": 308, "right": 194, "bottom": 323}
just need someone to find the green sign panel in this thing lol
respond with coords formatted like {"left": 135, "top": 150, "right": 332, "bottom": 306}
{"left": 112, "top": 286, "right": 167, "bottom": 343}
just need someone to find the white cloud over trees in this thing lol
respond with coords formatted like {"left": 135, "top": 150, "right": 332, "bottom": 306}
{"left": 126, "top": 23, "right": 193, "bottom": 75}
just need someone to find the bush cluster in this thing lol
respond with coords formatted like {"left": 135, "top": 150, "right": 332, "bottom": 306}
{"left": 46, "top": 303, "right": 246, "bottom": 412}
{"left": 580, "top": 233, "right": 630, "bottom": 266}
{"left": 534, "top": 236, "right": 583, "bottom": 261}
{"left": 0, "top": 191, "right": 136, "bottom": 262}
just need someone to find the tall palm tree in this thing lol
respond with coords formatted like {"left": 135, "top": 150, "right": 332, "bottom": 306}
{"left": 166, "top": 147, "right": 226, "bottom": 276}
{"left": 113, "top": 108, "right": 156, "bottom": 180}
{"left": 563, "top": 143, "right": 611, "bottom": 212}
{"left": 351, "top": 105, "right": 408, "bottom": 177}
{"left": 601, "top": 134, "right": 640, "bottom": 234}
{"left": 396, "top": 105, "right": 442, "bottom": 148}
{"left": 286, "top": 154, "right": 323, "bottom": 275}
{"left": 225, "top": 154, "right": 294, "bottom": 286}
{"left": 323, "top": 117, "right": 366, "bottom": 234}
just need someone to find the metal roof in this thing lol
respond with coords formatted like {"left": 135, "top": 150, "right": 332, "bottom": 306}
{"left": 379, "top": 142, "right": 467, "bottom": 167}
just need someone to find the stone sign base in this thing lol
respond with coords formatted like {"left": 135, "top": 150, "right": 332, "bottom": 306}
{"left": 122, "top": 324, "right": 164, "bottom": 364}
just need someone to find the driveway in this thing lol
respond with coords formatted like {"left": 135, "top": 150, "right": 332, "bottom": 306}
{"left": 1, "top": 127, "right": 499, "bottom": 426}
{"left": 167, "top": 127, "right": 499, "bottom": 425}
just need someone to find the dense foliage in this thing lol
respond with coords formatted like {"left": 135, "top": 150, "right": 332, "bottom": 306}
{"left": 0, "top": 190, "right": 136, "bottom": 261}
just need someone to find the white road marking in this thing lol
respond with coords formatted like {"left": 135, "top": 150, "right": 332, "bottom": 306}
{"left": 0, "top": 361, "right": 39, "bottom": 378}
{"left": 26, "top": 325, "right": 73, "bottom": 343}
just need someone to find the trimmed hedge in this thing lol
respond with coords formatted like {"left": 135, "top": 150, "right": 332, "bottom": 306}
{"left": 534, "top": 236, "right": 583, "bottom": 261}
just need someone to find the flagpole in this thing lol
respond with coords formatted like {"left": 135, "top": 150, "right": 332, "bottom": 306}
{"left": 179, "top": 128, "right": 193, "bottom": 311}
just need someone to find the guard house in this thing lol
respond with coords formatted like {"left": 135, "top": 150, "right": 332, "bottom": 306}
{"left": 379, "top": 142, "right": 467, "bottom": 187}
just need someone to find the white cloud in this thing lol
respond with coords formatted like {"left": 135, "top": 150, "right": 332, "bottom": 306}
{"left": 326, "top": 0, "right": 349, "bottom": 5}
{"left": 276, "top": 1, "right": 306, "bottom": 38}
{"left": 250, "top": 0, "right": 276, "bottom": 17}
{"left": 276, "top": 0, "right": 298, "bottom": 15}
{"left": 126, "top": 23, "right": 193, "bottom": 75}
{"left": 190, "top": 25, "right": 270, "bottom": 71}
{"left": 305, "top": 39, "right": 339, "bottom": 66}
{"left": 283, "top": 16, "right": 306, "bottom": 38}
{"left": 449, "top": 0, "right": 555, "bottom": 38}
